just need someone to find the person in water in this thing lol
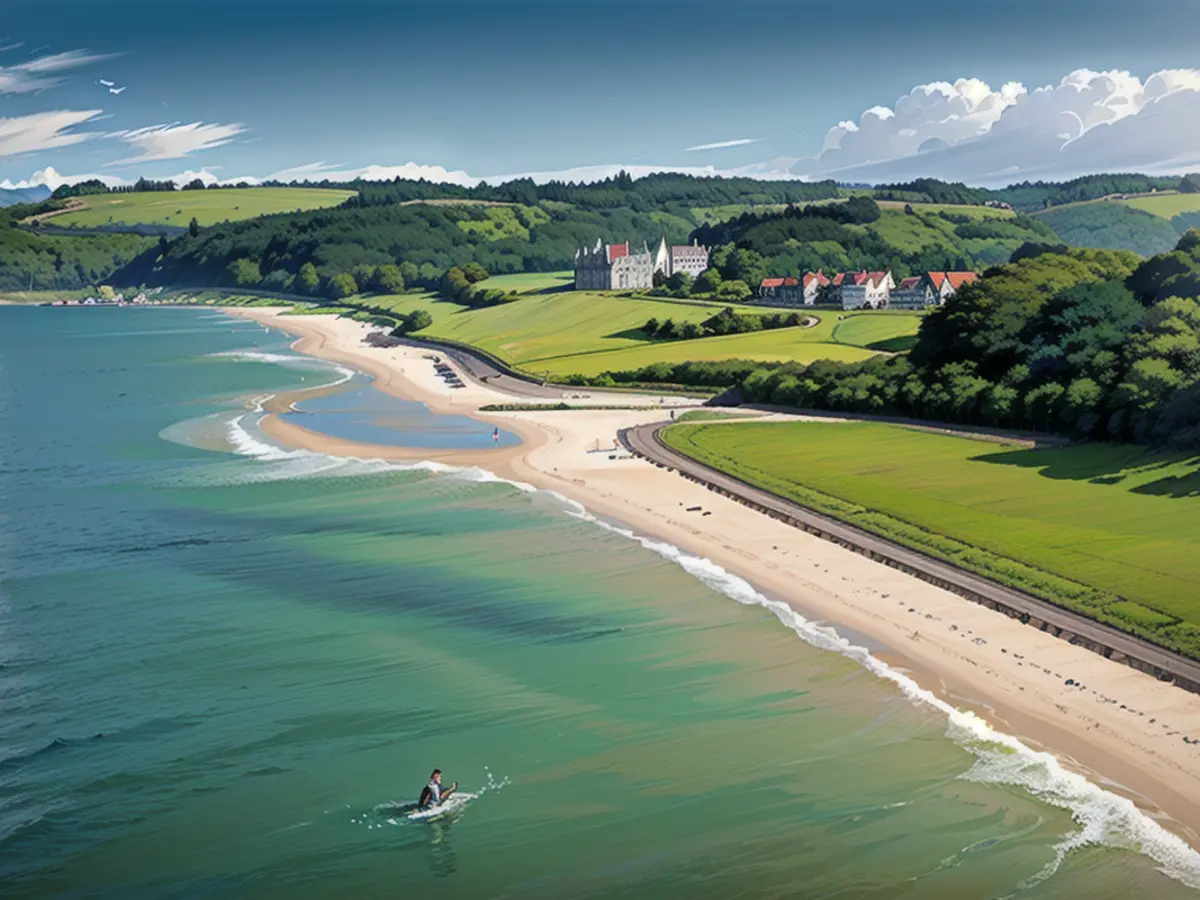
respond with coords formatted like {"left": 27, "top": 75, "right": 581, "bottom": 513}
{"left": 418, "top": 769, "right": 457, "bottom": 810}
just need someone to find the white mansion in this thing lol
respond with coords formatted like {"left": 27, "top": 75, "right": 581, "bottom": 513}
{"left": 574, "top": 237, "right": 710, "bottom": 290}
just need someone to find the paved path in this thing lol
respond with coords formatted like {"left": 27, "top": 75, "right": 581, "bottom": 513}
{"left": 621, "top": 420, "right": 1200, "bottom": 693}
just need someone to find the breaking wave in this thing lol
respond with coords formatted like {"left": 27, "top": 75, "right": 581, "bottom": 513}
{"left": 208, "top": 349, "right": 356, "bottom": 391}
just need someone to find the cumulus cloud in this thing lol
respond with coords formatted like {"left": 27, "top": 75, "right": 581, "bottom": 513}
{"left": 106, "top": 121, "right": 247, "bottom": 165}
{"left": 794, "top": 68, "right": 1200, "bottom": 185}
{"left": 0, "top": 109, "right": 104, "bottom": 157}
{"left": 685, "top": 137, "right": 761, "bottom": 152}
{"left": 0, "top": 49, "right": 114, "bottom": 94}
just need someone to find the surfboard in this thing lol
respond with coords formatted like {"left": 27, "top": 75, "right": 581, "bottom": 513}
{"left": 374, "top": 791, "right": 479, "bottom": 823}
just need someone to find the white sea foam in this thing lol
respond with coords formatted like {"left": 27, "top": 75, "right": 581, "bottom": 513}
{"left": 209, "top": 348, "right": 356, "bottom": 390}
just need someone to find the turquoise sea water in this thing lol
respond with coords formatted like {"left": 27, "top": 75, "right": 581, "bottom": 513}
{"left": 2, "top": 306, "right": 1199, "bottom": 899}
{"left": 282, "top": 386, "right": 520, "bottom": 449}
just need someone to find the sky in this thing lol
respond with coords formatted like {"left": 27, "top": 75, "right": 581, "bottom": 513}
{"left": 5, "top": 0, "right": 1200, "bottom": 189}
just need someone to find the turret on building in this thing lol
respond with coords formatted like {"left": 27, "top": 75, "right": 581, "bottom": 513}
{"left": 574, "top": 239, "right": 654, "bottom": 290}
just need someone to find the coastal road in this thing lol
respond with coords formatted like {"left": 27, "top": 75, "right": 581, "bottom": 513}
{"left": 621, "top": 421, "right": 1200, "bottom": 693}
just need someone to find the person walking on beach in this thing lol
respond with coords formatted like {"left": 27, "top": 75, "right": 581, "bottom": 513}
{"left": 418, "top": 769, "right": 457, "bottom": 810}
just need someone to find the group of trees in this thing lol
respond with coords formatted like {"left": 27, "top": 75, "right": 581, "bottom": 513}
{"left": 874, "top": 175, "right": 1197, "bottom": 213}
{"left": 1035, "top": 203, "right": 1181, "bottom": 257}
{"left": 439, "top": 263, "right": 515, "bottom": 307}
{"left": 337, "top": 171, "right": 841, "bottom": 213}
{"left": 641, "top": 307, "right": 804, "bottom": 342}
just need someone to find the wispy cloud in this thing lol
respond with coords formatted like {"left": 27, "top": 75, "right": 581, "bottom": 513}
{"left": 684, "top": 137, "right": 761, "bottom": 152}
{"left": 0, "top": 49, "right": 116, "bottom": 94}
{"left": 105, "top": 121, "right": 247, "bottom": 165}
{"left": 0, "top": 109, "right": 104, "bottom": 157}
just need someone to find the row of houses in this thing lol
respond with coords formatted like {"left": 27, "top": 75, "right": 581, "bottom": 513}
{"left": 758, "top": 269, "right": 978, "bottom": 310}
{"left": 574, "top": 237, "right": 710, "bottom": 290}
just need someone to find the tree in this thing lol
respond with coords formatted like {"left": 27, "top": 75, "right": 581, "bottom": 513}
{"left": 327, "top": 272, "right": 358, "bottom": 299}
{"left": 182, "top": 179, "right": 206, "bottom": 191}
{"left": 462, "top": 262, "right": 489, "bottom": 283}
{"left": 399, "top": 261, "right": 420, "bottom": 286}
{"left": 297, "top": 262, "right": 320, "bottom": 294}
{"left": 667, "top": 271, "right": 693, "bottom": 296}
{"left": 695, "top": 268, "right": 722, "bottom": 294}
{"left": 227, "top": 258, "right": 262, "bottom": 286}
{"left": 1024, "top": 382, "right": 1065, "bottom": 431}
{"left": 396, "top": 309, "right": 433, "bottom": 333}
{"left": 643, "top": 317, "right": 660, "bottom": 335}
{"left": 188, "top": 217, "right": 201, "bottom": 239}
{"left": 1062, "top": 377, "right": 1104, "bottom": 436}
{"left": 716, "top": 279, "right": 752, "bottom": 302}
{"left": 680, "top": 321, "right": 704, "bottom": 340}
{"left": 372, "top": 264, "right": 405, "bottom": 293}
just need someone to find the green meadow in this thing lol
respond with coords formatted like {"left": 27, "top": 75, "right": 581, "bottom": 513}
{"left": 830, "top": 312, "right": 923, "bottom": 350}
{"left": 49, "top": 187, "right": 355, "bottom": 228}
{"left": 662, "top": 420, "right": 1200, "bottom": 658}
{"left": 1120, "top": 193, "right": 1200, "bottom": 218}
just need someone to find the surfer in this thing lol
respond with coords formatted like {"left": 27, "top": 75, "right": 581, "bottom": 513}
{"left": 417, "top": 769, "right": 457, "bottom": 811}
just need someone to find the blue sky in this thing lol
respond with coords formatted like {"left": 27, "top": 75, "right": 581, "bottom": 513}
{"left": 5, "top": 0, "right": 1200, "bottom": 187}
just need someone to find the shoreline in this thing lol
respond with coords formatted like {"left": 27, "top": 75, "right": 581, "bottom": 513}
{"left": 227, "top": 307, "right": 1200, "bottom": 853}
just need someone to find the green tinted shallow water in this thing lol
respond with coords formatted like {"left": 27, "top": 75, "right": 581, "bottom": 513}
{"left": 1, "top": 307, "right": 1198, "bottom": 898}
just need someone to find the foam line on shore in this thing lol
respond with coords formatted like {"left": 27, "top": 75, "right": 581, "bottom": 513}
{"left": 209, "top": 348, "right": 357, "bottom": 391}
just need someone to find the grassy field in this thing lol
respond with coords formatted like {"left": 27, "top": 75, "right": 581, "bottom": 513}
{"left": 482, "top": 271, "right": 574, "bottom": 293}
{"left": 662, "top": 420, "right": 1200, "bottom": 657}
{"left": 1120, "top": 193, "right": 1200, "bottom": 218}
{"left": 535, "top": 326, "right": 878, "bottom": 378}
{"left": 328, "top": 290, "right": 907, "bottom": 377}
{"left": 49, "top": 187, "right": 355, "bottom": 228}
{"left": 830, "top": 312, "right": 923, "bottom": 350}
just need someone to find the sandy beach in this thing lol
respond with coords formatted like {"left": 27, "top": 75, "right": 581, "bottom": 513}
{"left": 233, "top": 307, "right": 1200, "bottom": 842}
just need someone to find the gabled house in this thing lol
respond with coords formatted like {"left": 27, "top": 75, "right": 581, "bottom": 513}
{"left": 758, "top": 276, "right": 801, "bottom": 305}
{"left": 889, "top": 271, "right": 978, "bottom": 308}
{"left": 802, "top": 270, "right": 830, "bottom": 305}
{"left": 928, "top": 271, "right": 978, "bottom": 304}
{"left": 655, "top": 237, "right": 710, "bottom": 279}
{"left": 839, "top": 270, "right": 894, "bottom": 310}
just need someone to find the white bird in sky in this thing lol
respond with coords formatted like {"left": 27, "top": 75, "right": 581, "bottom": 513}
{"left": 109, "top": 86, "right": 126, "bottom": 95}
{"left": 99, "top": 79, "right": 114, "bottom": 87}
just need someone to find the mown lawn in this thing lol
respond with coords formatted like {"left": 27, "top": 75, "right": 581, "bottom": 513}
{"left": 538, "top": 327, "right": 877, "bottom": 378}
{"left": 415, "top": 292, "right": 765, "bottom": 368}
{"left": 662, "top": 420, "right": 1200, "bottom": 658}
{"left": 50, "top": 187, "right": 355, "bottom": 227}
{"left": 483, "top": 271, "right": 574, "bottom": 293}
{"left": 831, "top": 312, "right": 923, "bottom": 350}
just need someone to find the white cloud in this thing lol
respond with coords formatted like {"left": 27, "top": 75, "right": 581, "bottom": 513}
{"left": 793, "top": 68, "right": 1200, "bottom": 185}
{"left": 106, "top": 121, "right": 247, "bottom": 166}
{"left": 0, "top": 49, "right": 114, "bottom": 94}
{"left": 267, "top": 160, "right": 480, "bottom": 186}
{"left": 684, "top": 137, "right": 761, "bottom": 152}
{"left": 1, "top": 165, "right": 124, "bottom": 191}
{"left": 0, "top": 109, "right": 104, "bottom": 157}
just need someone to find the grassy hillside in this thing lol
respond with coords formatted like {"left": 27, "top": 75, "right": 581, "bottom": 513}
{"left": 1034, "top": 201, "right": 1180, "bottom": 257}
{"left": 662, "top": 420, "right": 1200, "bottom": 658}
{"left": 49, "top": 187, "right": 355, "bottom": 228}
{"left": 830, "top": 312, "right": 923, "bottom": 351}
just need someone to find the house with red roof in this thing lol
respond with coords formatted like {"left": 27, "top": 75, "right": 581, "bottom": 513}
{"left": 838, "top": 270, "right": 895, "bottom": 310}
{"left": 574, "top": 238, "right": 654, "bottom": 290}
{"left": 890, "top": 271, "right": 979, "bottom": 308}
{"left": 802, "top": 270, "right": 831, "bottom": 305}
{"left": 757, "top": 276, "right": 801, "bottom": 305}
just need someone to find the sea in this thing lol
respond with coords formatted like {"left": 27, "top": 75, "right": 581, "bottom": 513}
{"left": 2, "top": 305, "right": 1199, "bottom": 899}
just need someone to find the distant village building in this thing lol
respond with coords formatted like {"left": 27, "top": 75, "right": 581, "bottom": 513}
{"left": 574, "top": 239, "right": 654, "bottom": 290}
{"left": 802, "top": 270, "right": 831, "bottom": 305}
{"left": 655, "top": 237, "right": 710, "bottom": 279}
{"left": 888, "top": 271, "right": 979, "bottom": 309}
{"left": 838, "top": 271, "right": 895, "bottom": 310}
{"left": 757, "top": 277, "right": 801, "bottom": 305}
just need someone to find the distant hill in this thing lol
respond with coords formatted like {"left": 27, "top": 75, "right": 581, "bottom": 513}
{"left": 46, "top": 186, "right": 356, "bottom": 228}
{"left": 1034, "top": 201, "right": 1181, "bottom": 257}
{"left": 0, "top": 185, "right": 51, "bottom": 207}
